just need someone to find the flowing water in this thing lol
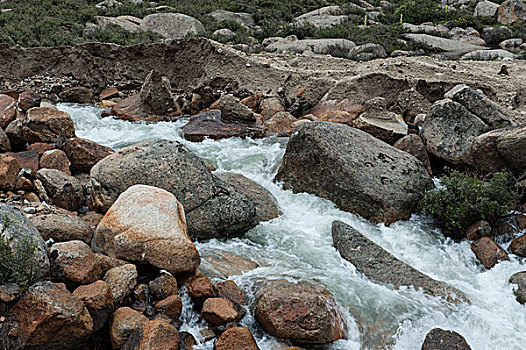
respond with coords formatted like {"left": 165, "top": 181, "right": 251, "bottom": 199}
{"left": 58, "top": 104, "right": 526, "bottom": 350}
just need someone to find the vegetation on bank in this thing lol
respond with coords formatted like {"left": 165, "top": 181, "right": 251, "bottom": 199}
{"left": 419, "top": 169, "right": 516, "bottom": 240}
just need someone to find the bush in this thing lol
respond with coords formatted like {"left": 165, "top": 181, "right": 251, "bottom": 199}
{"left": 0, "top": 216, "right": 42, "bottom": 290}
{"left": 419, "top": 170, "right": 515, "bottom": 240}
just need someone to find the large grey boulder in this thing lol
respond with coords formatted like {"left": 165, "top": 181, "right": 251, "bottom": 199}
{"left": 348, "top": 43, "right": 387, "bottom": 61}
{"left": 402, "top": 33, "right": 486, "bottom": 54}
{"left": 264, "top": 36, "right": 356, "bottom": 56}
{"left": 461, "top": 49, "right": 517, "bottom": 60}
{"left": 332, "top": 221, "right": 468, "bottom": 303}
{"left": 0, "top": 203, "right": 49, "bottom": 281}
{"left": 474, "top": 1, "right": 500, "bottom": 17}
{"left": 498, "top": 0, "right": 526, "bottom": 25}
{"left": 90, "top": 140, "right": 257, "bottom": 240}
{"left": 274, "top": 122, "right": 433, "bottom": 224}
{"left": 95, "top": 15, "right": 142, "bottom": 32}
{"left": 209, "top": 10, "right": 254, "bottom": 28}
{"left": 481, "top": 26, "right": 513, "bottom": 45}
{"left": 140, "top": 13, "right": 205, "bottom": 39}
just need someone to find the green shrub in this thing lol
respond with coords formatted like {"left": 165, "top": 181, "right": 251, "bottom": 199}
{"left": 419, "top": 170, "right": 515, "bottom": 240}
{"left": 0, "top": 216, "right": 42, "bottom": 290}
{"left": 94, "top": 24, "right": 163, "bottom": 46}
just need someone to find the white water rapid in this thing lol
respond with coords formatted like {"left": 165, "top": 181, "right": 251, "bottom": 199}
{"left": 58, "top": 104, "right": 526, "bottom": 350}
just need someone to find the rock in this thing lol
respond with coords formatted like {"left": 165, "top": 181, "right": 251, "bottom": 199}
{"left": 140, "top": 13, "right": 205, "bottom": 39}
{"left": 265, "top": 36, "right": 356, "bottom": 56}
{"left": 510, "top": 234, "right": 526, "bottom": 256}
{"left": 471, "top": 237, "right": 509, "bottom": 269}
{"left": 40, "top": 149, "right": 71, "bottom": 175}
{"left": 219, "top": 94, "right": 257, "bottom": 123}
{"left": 260, "top": 98, "right": 285, "bottom": 122}
{"left": 5, "top": 119, "right": 24, "bottom": 150}
{"left": 255, "top": 279, "right": 346, "bottom": 344}
{"left": 139, "top": 70, "right": 175, "bottom": 116}
{"left": 29, "top": 205, "right": 93, "bottom": 243}
{"left": 199, "top": 250, "right": 258, "bottom": 279}
{"left": 179, "top": 332, "right": 197, "bottom": 349}
{"left": 202, "top": 297, "right": 240, "bottom": 326}
{"left": 110, "top": 307, "right": 148, "bottom": 349}
{"left": 294, "top": 14, "right": 348, "bottom": 28}
{"left": 332, "top": 221, "right": 468, "bottom": 303}
{"left": 0, "top": 128, "right": 10, "bottom": 152}
{"left": 8, "top": 282, "right": 93, "bottom": 349}
{"left": 27, "top": 142, "right": 56, "bottom": 155}
{"left": 18, "top": 90, "right": 41, "bottom": 112}
{"left": 421, "top": 328, "right": 472, "bottom": 350}
{"left": 104, "top": 264, "right": 138, "bottom": 305}
{"left": 0, "top": 94, "right": 16, "bottom": 129}
{"left": 353, "top": 111, "right": 408, "bottom": 144}
{"left": 240, "top": 93, "right": 262, "bottom": 112}
{"left": 210, "top": 10, "right": 254, "bottom": 28}
{"left": 187, "top": 276, "right": 215, "bottom": 306}
{"left": 498, "top": 0, "right": 526, "bottom": 25}
{"left": 464, "top": 220, "right": 492, "bottom": 240}
{"left": 348, "top": 43, "right": 387, "bottom": 61}
{"left": 123, "top": 319, "right": 179, "bottom": 350}
{"left": 474, "top": 1, "right": 499, "bottom": 17}
{"left": 216, "top": 172, "right": 280, "bottom": 222}
{"left": 444, "top": 84, "right": 513, "bottom": 129}
{"left": 309, "top": 99, "right": 364, "bottom": 126}
{"left": 23, "top": 107, "right": 75, "bottom": 145}
{"left": 36, "top": 168, "right": 84, "bottom": 211}
{"left": 0, "top": 154, "right": 20, "bottom": 190}
{"left": 110, "top": 94, "right": 149, "bottom": 122}
{"left": 403, "top": 23, "right": 450, "bottom": 36}
{"left": 0, "top": 283, "right": 21, "bottom": 303}
{"left": 0, "top": 203, "right": 49, "bottom": 280}
{"left": 509, "top": 271, "right": 526, "bottom": 304}
{"left": 212, "top": 28, "right": 236, "bottom": 42}
{"left": 95, "top": 185, "right": 200, "bottom": 273}
{"left": 100, "top": 87, "right": 119, "bottom": 100}
{"left": 96, "top": 254, "right": 127, "bottom": 275}
{"left": 95, "top": 15, "right": 141, "bottom": 32}
{"left": 154, "top": 295, "right": 183, "bottom": 320}
{"left": 448, "top": 27, "right": 486, "bottom": 47}
{"left": 50, "top": 240, "right": 102, "bottom": 285}
{"left": 262, "top": 111, "right": 297, "bottom": 136}
{"left": 394, "top": 135, "right": 432, "bottom": 176}
{"left": 90, "top": 140, "right": 257, "bottom": 240}
{"left": 148, "top": 273, "right": 178, "bottom": 300}
{"left": 499, "top": 38, "right": 523, "bottom": 53}
{"left": 216, "top": 280, "right": 244, "bottom": 310}
{"left": 59, "top": 87, "right": 93, "bottom": 104}
{"left": 275, "top": 122, "right": 433, "bottom": 224}
{"left": 63, "top": 137, "right": 113, "bottom": 173}
{"left": 481, "top": 26, "right": 513, "bottom": 45}
{"left": 421, "top": 99, "right": 489, "bottom": 165}
{"left": 402, "top": 33, "right": 486, "bottom": 53}
{"left": 73, "top": 280, "right": 114, "bottom": 332}
{"left": 461, "top": 49, "right": 517, "bottom": 60}
{"left": 182, "top": 110, "right": 264, "bottom": 142}
{"left": 214, "top": 327, "right": 259, "bottom": 350}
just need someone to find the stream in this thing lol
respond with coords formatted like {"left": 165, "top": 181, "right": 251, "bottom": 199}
{"left": 58, "top": 103, "right": 526, "bottom": 350}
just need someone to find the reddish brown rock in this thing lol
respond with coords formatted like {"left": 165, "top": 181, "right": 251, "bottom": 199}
{"left": 18, "top": 90, "right": 41, "bottom": 112}
{"left": 394, "top": 134, "right": 432, "bottom": 176}
{"left": 492, "top": 217, "right": 518, "bottom": 236}
{"left": 216, "top": 280, "right": 244, "bottom": 309}
{"left": 154, "top": 295, "right": 183, "bottom": 320}
{"left": 219, "top": 94, "right": 257, "bottom": 123}
{"left": 124, "top": 319, "right": 179, "bottom": 350}
{"left": 23, "top": 107, "right": 75, "bottom": 144}
{"left": 95, "top": 253, "right": 127, "bottom": 275}
{"left": 422, "top": 328, "right": 472, "bottom": 350}
{"left": 63, "top": 137, "right": 113, "bottom": 173}
{"left": 36, "top": 168, "right": 84, "bottom": 211}
{"left": 0, "top": 94, "right": 17, "bottom": 129}
{"left": 5, "top": 150, "right": 39, "bottom": 176}
{"left": 15, "top": 176, "right": 33, "bottom": 191}
{"left": 59, "top": 86, "right": 93, "bottom": 104}
{"left": 0, "top": 154, "right": 20, "bottom": 190}
{"left": 214, "top": 327, "right": 259, "bottom": 350}
{"left": 255, "top": 279, "right": 346, "bottom": 345}
{"left": 104, "top": 264, "right": 138, "bottom": 306}
{"left": 5, "top": 119, "right": 25, "bottom": 150}
{"left": 24, "top": 192, "right": 40, "bottom": 202}
{"left": 0, "top": 128, "right": 11, "bottom": 152}
{"left": 49, "top": 240, "right": 102, "bottom": 285}
{"left": 511, "top": 234, "right": 526, "bottom": 257}
{"left": 260, "top": 97, "right": 285, "bottom": 122}
{"left": 464, "top": 220, "right": 491, "bottom": 241}
{"left": 148, "top": 273, "right": 178, "bottom": 300}
{"left": 110, "top": 94, "right": 148, "bottom": 121}
{"left": 100, "top": 87, "right": 119, "bottom": 100}
{"left": 199, "top": 250, "right": 259, "bottom": 279}
{"left": 9, "top": 281, "right": 93, "bottom": 349}
{"left": 110, "top": 307, "right": 148, "bottom": 349}
{"left": 0, "top": 283, "right": 21, "bottom": 303}
{"left": 40, "top": 149, "right": 71, "bottom": 175}
{"left": 179, "top": 332, "right": 197, "bottom": 350}
{"left": 517, "top": 214, "right": 526, "bottom": 230}
{"left": 241, "top": 93, "right": 262, "bottom": 112}
{"left": 471, "top": 237, "right": 510, "bottom": 269}
{"left": 30, "top": 205, "right": 94, "bottom": 244}
{"left": 28, "top": 142, "right": 57, "bottom": 156}
{"left": 309, "top": 98, "right": 364, "bottom": 126}
{"left": 73, "top": 280, "right": 114, "bottom": 332}
{"left": 263, "top": 111, "right": 297, "bottom": 136}
{"left": 201, "top": 297, "right": 240, "bottom": 326}
{"left": 188, "top": 277, "right": 216, "bottom": 306}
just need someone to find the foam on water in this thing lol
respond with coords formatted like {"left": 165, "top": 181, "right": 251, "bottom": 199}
{"left": 59, "top": 104, "right": 526, "bottom": 349}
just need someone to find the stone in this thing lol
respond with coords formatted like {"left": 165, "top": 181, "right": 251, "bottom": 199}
{"left": 444, "top": 84, "right": 513, "bottom": 129}
{"left": 402, "top": 33, "right": 485, "bottom": 53}
{"left": 73, "top": 280, "right": 114, "bottom": 332}
{"left": 110, "top": 307, "right": 148, "bottom": 349}
{"left": 219, "top": 94, "right": 257, "bottom": 123}
{"left": 182, "top": 110, "right": 264, "bottom": 142}
{"left": 14, "top": 176, "right": 32, "bottom": 191}
{"left": 27, "top": 142, "right": 57, "bottom": 155}
{"left": 22, "top": 107, "right": 75, "bottom": 144}
{"left": 6, "top": 150, "right": 39, "bottom": 176}
{"left": 100, "top": 87, "right": 119, "bottom": 100}
{"left": 5, "top": 119, "right": 24, "bottom": 150}
{"left": 421, "top": 328, "right": 472, "bottom": 350}
{"left": 9, "top": 281, "right": 93, "bottom": 349}
{"left": 154, "top": 295, "right": 183, "bottom": 320}
{"left": 499, "top": 38, "right": 523, "bottom": 53}
{"left": 90, "top": 140, "right": 257, "bottom": 240}
{"left": 18, "top": 90, "right": 41, "bottom": 112}
{"left": 509, "top": 271, "right": 526, "bottom": 304}
{"left": 187, "top": 277, "right": 215, "bottom": 306}
{"left": 311, "top": 99, "right": 365, "bottom": 126}
{"left": 201, "top": 297, "right": 240, "bottom": 326}
{"left": 510, "top": 234, "right": 526, "bottom": 257}
{"left": 421, "top": 99, "right": 489, "bottom": 165}
{"left": 448, "top": 28, "right": 486, "bottom": 46}
{"left": 481, "top": 26, "right": 513, "bottom": 45}
{"left": 461, "top": 49, "right": 517, "bottom": 60}
{"left": 123, "top": 319, "right": 179, "bottom": 350}
{"left": 148, "top": 273, "right": 178, "bottom": 300}
{"left": 265, "top": 36, "right": 356, "bottom": 56}
{"left": 0, "top": 203, "right": 49, "bottom": 280}
{"left": 212, "top": 28, "right": 236, "bottom": 42}
{"left": 179, "top": 332, "right": 197, "bottom": 349}
{"left": 0, "top": 94, "right": 16, "bottom": 129}
{"left": 474, "top": 1, "right": 499, "bottom": 17}
{"left": 262, "top": 111, "right": 297, "bottom": 136}
{"left": 110, "top": 94, "right": 149, "bottom": 122}
{"left": 29, "top": 205, "right": 93, "bottom": 244}
{"left": 139, "top": 70, "right": 175, "bottom": 116}
{"left": 210, "top": 10, "right": 254, "bottom": 28}
{"left": 59, "top": 87, "right": 93, "bottom": 104}
{"left": 216, "top": 172, "right": 280, "bottom": 222}
{"left": 394, "top": 135, "right": 432, "bottom": 176}
{"left": 255, "top": 279, "right": 346, "bottom": 344}
{"left": 63, "top": 137, "right": 113, "bottom": 173}
{"left": 294, "top": 14, "right": 348, "bottom": 28}
{"left": 95, "top": 185, "right": 200, "bottom": 274}
{"left": 240, "top": 93, "right": 262, "bottom": 112}
{"left": 199, "top": 250, "right": 258, "bottom": 279}
{"left": 214, "top": 327, "right": 258, "bottom": 350}
{"left": 498, "top": 0, "right": 526, "bottom": 25}
{"left": 275, "top": 122, "right": 434, "bottom": 224}
{"left": 0, "top": 154, "right": 20, "bottom": 190}
{"left": 0, "top": 283, "right": 21, "bottom": 303}
{"left": 260, "top": 98, "right": 285, "bottom": 122}
{"left": 348, "top": 43, "right": 388, "bottom": 61}
{"left": 104, "top": 264, "right": 138, "bottom": 306}
{"left": 95, "top": 15, "right": 141, "bottom": 32}
{"left": 471, "top": 237, "right": 509, "bottom": 269}
{"left": 0, "top": 128, "right": 10, "bottom": 152}
{"left": 36, "top": 168, "right": 84, "bottom": 211}
{"left": 353, "top": 111, "right": 408, "bottom": 144}
{"left": 216, "top": 280, "right": 244, "bottom": 310}
{"left": 96, "top": 254, "right": 127, "bottom": 275}
{"left": 333, "top": 221, "right": 468, "bottom": 303}
{"left": 40, "top": 149, "right": 71, "bottom": 175}
{"left": 50, "top": 240, "right": 102, "bottom": 285}
{"left": 464, "top": 220, "right": 492, "bottom": 240}
{"left": 140, "top": 13, "right": 205, "bottom": 39}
